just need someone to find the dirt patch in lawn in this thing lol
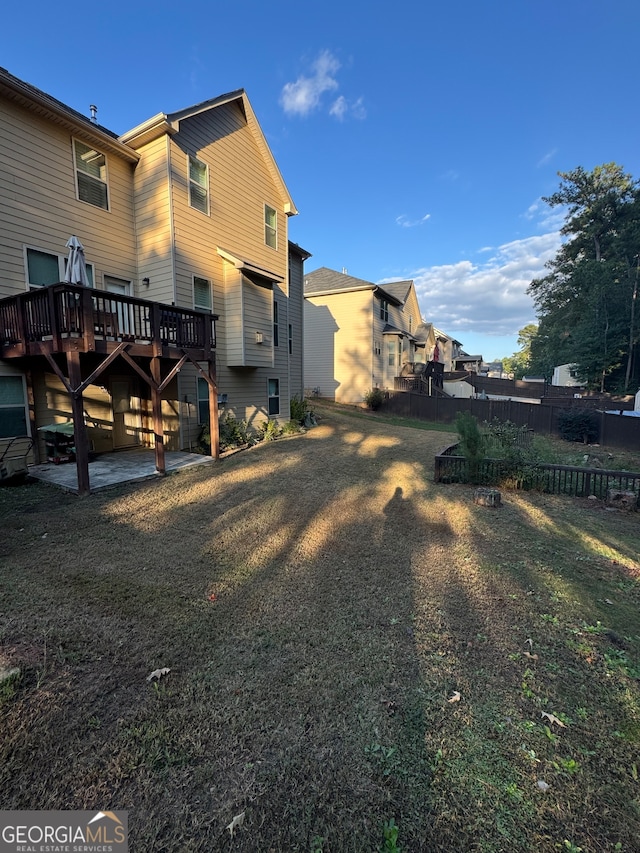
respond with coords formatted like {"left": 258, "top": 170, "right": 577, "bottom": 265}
{"left": 1, "top": 405, "right": 639, "bottom": 852}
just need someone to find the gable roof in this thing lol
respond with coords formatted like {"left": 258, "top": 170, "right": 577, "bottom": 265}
{"left": 0, "top": 66, "right": 139, "bottom": 163}
{"left": 304, "top": 267, "right": 405, "bottom": 305}
{"left": 120, "top": 89, "right": 297, "bottom": 216}
{"left": 379, "top": 280, "right": 414, "bottom": 304}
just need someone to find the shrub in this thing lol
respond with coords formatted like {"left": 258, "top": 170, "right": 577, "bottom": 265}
{"left": 290, "top": 395, "right": 308, "bottom": 424}
{"left": 257, "top": 419, "right": 283, "bottom": 442}
{"left": 282, "top": 419, "right": 303, "bottom": 435}
{"left": 455, "top": 411, "right": 487, "bottom": 483}
{"left": 219, "top": 414, "right": 252, "bottom": 450}
{"left": 364, "top": 387, "right": 385, "bottom": 410}
{"left": 482, "top": 419, "right": 547, "bottom": 488}
{"left": 557, "top": 408, "right": 599, "bottom": 444}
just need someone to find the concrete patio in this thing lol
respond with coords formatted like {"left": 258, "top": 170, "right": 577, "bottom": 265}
{"left": 27, "top": 449, "right": 215, "bottom": 494}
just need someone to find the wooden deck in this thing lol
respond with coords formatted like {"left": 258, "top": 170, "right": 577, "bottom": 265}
{"left": 0, "top": 282, "right": 216, "bottom": 360}
{"left": 0, "top": 282, "right": 219, "bottom": 494}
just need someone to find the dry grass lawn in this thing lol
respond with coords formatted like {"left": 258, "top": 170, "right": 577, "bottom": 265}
{"left": 1, "top": 402, "right": 639, "bottom": 852}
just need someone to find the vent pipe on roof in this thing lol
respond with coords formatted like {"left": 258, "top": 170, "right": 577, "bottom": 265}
{"left": 90, "top": 104, "right": 98, "bottom": 124}
{"left": 342, "top": 267, "right": 348, "bottom": 274}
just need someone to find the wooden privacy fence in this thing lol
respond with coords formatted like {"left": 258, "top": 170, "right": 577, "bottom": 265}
{"left": 383, "top": 391, "right": 640, "bottom": 451}
{"left": 434, "top": 444, "right": 640, "bottom": 499}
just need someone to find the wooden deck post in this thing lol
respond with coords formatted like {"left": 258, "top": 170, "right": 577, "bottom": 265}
{"left": 67, "top": 350, "right": 91, "bottom": 496}
{"left": 208, "top": 358, "right": 220, "bottom": 460}
{"left": 150, "top": 356, "right": 165, "bottom": 474}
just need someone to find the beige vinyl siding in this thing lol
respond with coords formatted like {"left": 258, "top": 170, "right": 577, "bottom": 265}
{"left": 31, "top": 369, "right": 182, "bottom": 458}
{"left": 132, "top": 135, "right": 175, "bottom": 303}
{"left": 287, "top": 250, "right": 305, "bottom": 399}
{"left": 304, "top": 290, "right": 374, "bottom": 404}
{"left": 31, "top": 372, "right": 115, "bottom": 458}
{"left": 168, "top": 101, "right": 288, "bottom": 311}
{"left": 0, "top": 98, "right": 138, "bottom": 300}
{"left": 163, "top": 100, "right": 292, "bottom": 426}
{"left": 221, "top": 263, "right": 244, "bottom": 366}
{"left": 241, "top": 279, "right": 273, "bottom": 368}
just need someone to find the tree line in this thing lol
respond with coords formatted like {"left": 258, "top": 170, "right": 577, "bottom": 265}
{"left": 502, "top": 163, "right": 640, "bottom": 393}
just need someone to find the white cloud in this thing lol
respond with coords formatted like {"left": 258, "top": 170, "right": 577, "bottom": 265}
{"left": 280, "top": 51, "right": 340, "bottom": 116}
{"left": 537, "top": 148, "right": 558, "bottom": 168}
{"left": 522, "top": 198, "right": 567, "bottom": 231}
{"left": 329, "top": 95, "right": 348, "bottom": 120}
{"left": 396, "top": 213, "right": 431, "bottom": 228}
{"left": 281, "top": 51, "right": 365, "bottom": 120}
{"left": 380, "top": 231, "right": 562, "bottom": 338}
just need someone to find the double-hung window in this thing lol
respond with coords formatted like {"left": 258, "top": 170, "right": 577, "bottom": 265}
{"left": 380, "top": 299, "right": 389, "bottom": 322}
{"left": 265, "top": 205, "right": 277, "bottom": 249}
{"left": 194, "top": 277, "right": 212, "bottom": 311}
{"left": 288, "top": 323, "right": 293, "bottom": 355}
{"left": 189, "top": 156, "right": 209, "bottom": 214}
{"left": 0, "top": 374, "right": 29, "bottom": 438}
{"left": 74, "top": 139, "right": 109, "bottom": 209}
{"left": 268, "top": 378, "right": 280, "bottom": 416}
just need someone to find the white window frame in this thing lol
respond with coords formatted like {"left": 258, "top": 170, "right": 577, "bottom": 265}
{"left": 267, "top": 378, "right": 280, "bottom": 416}
{"left": 24, "top": 246, "right": 94, "bottom": 289}
{"left": 0, "top": 371, "right": 30, "bottom": 439}
{"left": 193, "top": 276, "right": 212, "bottom": 311}
{"left": 189, "top": 156, "right": 209, "bottom": 215}
{"left": 73, "top": 138, "right": 109, "bottom": 210}
{"left": 265, "top": 204, "right": 277, "bottom": 249}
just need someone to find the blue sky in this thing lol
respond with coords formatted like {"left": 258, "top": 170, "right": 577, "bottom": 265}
{"left": 3, "top": 0, "right": 639, "bottom": 360}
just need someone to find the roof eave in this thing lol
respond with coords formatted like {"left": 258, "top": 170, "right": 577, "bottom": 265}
{"left": 0, "top": 67, "right": 139, "bottom": 163}
{"left": 119, "top": 113, "right": 176, "bottom": 149}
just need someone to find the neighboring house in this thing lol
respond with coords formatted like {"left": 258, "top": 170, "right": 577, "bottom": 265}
{"left": 552, "top": 363, "right": 582, "bottom": 387}
{"left": 452, "top": 354, "right": 484, "bottom": 373}
{"left": 0, "top": 67, "right": 309, "bottom": 491}
{"left": 432, "top": 327, "right": 464, "bottom": 372}
{"left": 304, "top": 267, "right": 445, "bottom": 404}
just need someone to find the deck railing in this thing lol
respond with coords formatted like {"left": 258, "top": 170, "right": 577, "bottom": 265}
{"left": 0, "top": 283, "right": 216, "bottom": 354}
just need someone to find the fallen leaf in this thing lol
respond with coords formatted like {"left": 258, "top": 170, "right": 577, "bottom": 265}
{"left": 146, "top": 667, "right": 171, "bottom": 682}
{"left": 448, "top": 691, "right": 461, "bottom": 703}
{"left": 226, "top": 811, "right": 245, "bottom": 836}
{"left": 536, "top": 779, "right": 550, "bottom": 792}
{"left": 526, "top": 638, "right": 533, "bottom": 647}
{"left": 541, "top": 711, "right": 567, "bottom": 728}
{"left": 524, "top": 651, "right": 539, "bottom": 661}
{"left": 604, "top": 598, "right": 613, "bottom": 605}
{"left": 208, "top": 593, "right": 217, "bottom": 602}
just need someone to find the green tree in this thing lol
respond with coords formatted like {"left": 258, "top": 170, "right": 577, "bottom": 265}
{"left": 528, "top": 164, "right": 640, "bottom": 392}
{"left": 501, "top": 323, "right": 538, "bottom": 378}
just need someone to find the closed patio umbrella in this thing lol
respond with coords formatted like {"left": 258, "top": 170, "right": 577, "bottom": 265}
{"left": 64, "top": 235, "right": 90, "bottom": 286}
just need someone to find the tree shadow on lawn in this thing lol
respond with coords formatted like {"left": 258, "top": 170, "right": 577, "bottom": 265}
{"left": 1, "top": 416, "right": 640, "bottom": 852}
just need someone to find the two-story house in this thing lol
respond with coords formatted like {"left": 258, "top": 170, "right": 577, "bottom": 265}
{"left": 304, "top": 267, "right": 433, "bottom": 404}
{"left": 0, "top": 67, "right": 309, "bottom": 492}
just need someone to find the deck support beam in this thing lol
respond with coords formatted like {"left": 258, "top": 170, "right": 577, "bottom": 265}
{"left": 150, "top": 356, "right": 165, "bottom": 475}
{"left": 67, "top": 350, "right": 91, "bottom": 496}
